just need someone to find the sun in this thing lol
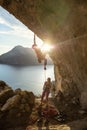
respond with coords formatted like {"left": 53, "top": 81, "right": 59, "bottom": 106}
{"left": 35, "top": 36, "right": 53, "bottom": 53}
{"left": 41, "top": 44, "right": 53, "bottom": 53}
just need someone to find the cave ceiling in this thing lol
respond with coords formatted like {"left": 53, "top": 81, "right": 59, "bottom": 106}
{"left": 0, "top": 0, "right": 87, "bottom": 45}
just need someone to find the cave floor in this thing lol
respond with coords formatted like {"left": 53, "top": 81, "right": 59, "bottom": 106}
{"left": 6, "top": 98, "right": 87, "bottom": 130}
{"left": 26, "top": 98, "right": 87, "bottom": 130}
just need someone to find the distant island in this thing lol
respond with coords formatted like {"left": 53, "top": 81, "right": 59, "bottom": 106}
{"left": 0, "top": 45, "right": 53, "bottom": 66}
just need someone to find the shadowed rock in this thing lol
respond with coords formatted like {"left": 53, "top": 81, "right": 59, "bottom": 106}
{"left": 0, "top": 81, "right": 35, "bottom": 129}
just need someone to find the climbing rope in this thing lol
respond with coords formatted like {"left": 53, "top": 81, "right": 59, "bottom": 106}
{"left": 44, "top": 58, "right": 47, "bottom": 81}
{"left": 44, "top": 67, "right": 47, "bottom": 82}
{"left": 32, "top": 33, "right": 37, "bottom": 48}
{"left": 44, "top": 58, "right": 47, "bottom": 70}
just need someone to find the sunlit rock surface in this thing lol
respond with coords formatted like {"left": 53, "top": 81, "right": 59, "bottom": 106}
{"left": 0, "top": 0, "right": 87, "bottom": 109}
{"left": 0, "top": 81, "right": 35, "bottom": 129}
{"left": 52, "top": 36, "right": 87, "bottom": 109}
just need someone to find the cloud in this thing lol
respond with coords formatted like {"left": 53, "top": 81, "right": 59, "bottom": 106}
{"left": 0, "top": 6, "right": 43, "bottom": 54}
{"left": 0, "top": 31, "right": 11, "bottom": 34}
{"left": 0, "top": 6, "right": 34, "bottom": 38}
{"left": 0, "top": 6, "right": 24, "bottom": 27}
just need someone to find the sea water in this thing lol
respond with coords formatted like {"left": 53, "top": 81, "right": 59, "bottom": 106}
{"left": 0, "top": 64, "right": 54, "bottom": 95}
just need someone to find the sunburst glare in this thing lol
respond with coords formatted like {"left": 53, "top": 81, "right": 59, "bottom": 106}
{"left": 41, "top": 44, "right": 53, "bottom": 53}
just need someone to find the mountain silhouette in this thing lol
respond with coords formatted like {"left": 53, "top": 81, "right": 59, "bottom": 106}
{"left": 0, "top": 45, "right": 53, "bottom": 66}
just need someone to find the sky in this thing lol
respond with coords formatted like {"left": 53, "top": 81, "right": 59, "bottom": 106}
{"left": 0, "top": 6, "right": 43, "bottom": 55}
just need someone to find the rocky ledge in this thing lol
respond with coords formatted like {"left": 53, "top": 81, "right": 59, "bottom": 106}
{"left": 0, "top": 80, "right": 35, "bottom": 129}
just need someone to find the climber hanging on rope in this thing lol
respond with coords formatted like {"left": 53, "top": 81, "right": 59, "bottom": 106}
{"left": 32, "top": 33, "right": 46, "bottom": 63}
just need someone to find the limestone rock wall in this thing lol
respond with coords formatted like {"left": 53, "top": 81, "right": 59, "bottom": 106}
{"left": 51, "top": 35, "right": 87, "bottom": 108}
